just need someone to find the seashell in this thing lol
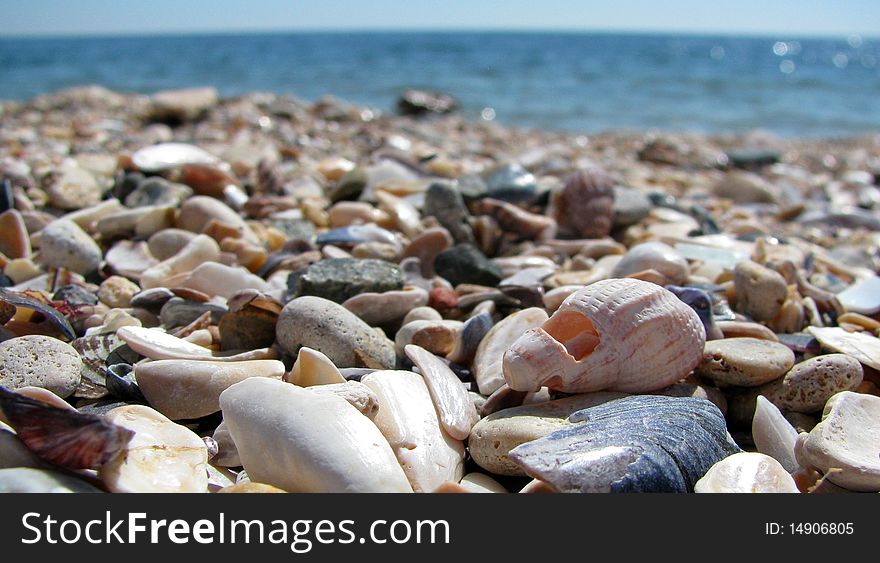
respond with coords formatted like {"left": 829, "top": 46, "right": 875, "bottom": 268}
{"left": 0, "top": 288, "right": 76, "bottom": 341}
{"left": 316, "top": 224, "right": 400, "bottom": 249}
{"left": 474, "top": 307, "right": 548, "bottom": 395}
{"left": 480, "top": 384, "right": 529, "bottom": 416}
{"left": 375, "top": 189, "right": 422, "bottom": 238}
{"left": 180, "top": 261, "right": 270, "bottom": 299}
{"left": 503, "top": 279, "right": 705, "bottom": 393}
{"left": 542, "top": 285, "right": 584, "bottom": 313}
{"left": 116, "top": 325, "right": 212, "bottom": 360}
{"left": 0, "top": 468, "right": 103, "bottom": 493}
{"left": 307, "top": 381, "right": 380, "bottom": 419}
{"left": 665, "top": 284, "right": 722, "bottom": 340}
{"left": 362, "top": 370, "right": 465, "bottom": 492}
{"left": 694, "top": 452, "right": 799, "bottom": 493}
{"left": 0, "top": 386, "right": 133, "bottom": 469}
{"left": 131, "top": 142, "right": 221, "bottom": 172}
{"left": 508, "top": 396, "right": 741, "bottom": 492}
{"left": 475, "top": 198, "right": 557, "bottom": 240}
{"left": 220, "top": 378, "right": 412, "bottom": 493}
{"left": 805, "top": 326, "right": 880, "bottom": 370}
{"left": 70, "top": 332, "right": 123, "bottom": 399}
{"left": 405, "top": 344, "right": 479, "bottom": 440}
{"left": 140, "top": 234, "right": 221, "bottom": 290}
{"left": 550, "top": 167, "right": 615, "bottom": 239}
{"left": 459, "top": 473, "right": 507, "bottom": 493}
{"left": 285, "top": 347, "right": 346, "bottom": 387}
{"left": 105, "top": 363, "right": 146, "bottom": 402}
{"left": 400, "top": 227, "right": 454, "bottom": 278}
{"left": 752, "top": 396, "right": 800, "bottom": 473}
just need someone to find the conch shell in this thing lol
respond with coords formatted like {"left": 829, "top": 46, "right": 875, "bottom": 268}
{"left": 502, "top": 278, "right": 705, "bottom": 393}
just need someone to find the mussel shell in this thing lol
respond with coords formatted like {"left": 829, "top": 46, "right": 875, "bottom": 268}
{"left": 509, "top": 395, "right": 741, "bottom": 492}
{"left": 105, "top": 363, "right": 146, "bottom": 402}
{"left": 0, "top": 386, "right": 134, "bottom": 469}
{"left": 0, "top": 288, "right": 76, "bottom": 340}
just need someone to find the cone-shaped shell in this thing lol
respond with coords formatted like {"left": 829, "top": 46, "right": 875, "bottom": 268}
{"left": 503, "top": 278, "right": 705, "bottom": 393}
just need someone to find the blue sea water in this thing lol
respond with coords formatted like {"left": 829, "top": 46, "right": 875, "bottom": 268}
{"left": 1, "top": 31, "right": 878, "bottom": 137}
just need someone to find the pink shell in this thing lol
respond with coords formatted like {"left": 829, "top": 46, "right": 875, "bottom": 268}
{"left": 502, "top": 278, "right": 705, "bottom": 393}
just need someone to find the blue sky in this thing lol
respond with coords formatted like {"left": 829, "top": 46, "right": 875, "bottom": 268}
{"left": 2, "top": 1, "right": 878, "bottom": 37}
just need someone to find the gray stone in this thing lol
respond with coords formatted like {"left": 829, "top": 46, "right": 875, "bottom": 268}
{"left": 613, "top": 186, "right": 653, "bottom": 228}
{"left": 484, "top": 163, "right": 538, "bottom": 203}
{"left": 734, "top": 260, "right": 788, "bottom": 321}
{"left": 696, "top": 337, "right": 795, "bottom": 387}
{"left": 39, "top": 219, "right": 103, "bottom": 275}
{"left": 125, "top": 177, "right": 193, "bottom": 208}
{"left": 434, "top": 244, "right": 502, "bottom": 287}
{"left": 423, "top": 182, "right": 474, "bottom": 244}
{"left": 289, "top": 258, "right": 404, "bottom": 303}
{"left": 0, "top": 335, "right": 82, "bottom": 398}
{"left": 159, "top": 297, "right": 227, "bottom": 328}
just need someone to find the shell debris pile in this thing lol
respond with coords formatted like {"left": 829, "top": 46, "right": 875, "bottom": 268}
{"left": 1, "top": 85, "right": 879, "bottom": 493}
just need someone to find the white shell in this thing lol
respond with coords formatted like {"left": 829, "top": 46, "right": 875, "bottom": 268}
{"left": 362, "top": 370, "right": 465, "bottom": 493}
{"left": 308, "top": 381, "right": 380, "bottom": 419}
{"left": 694, "top": 452, "right": 799, "bottom": 493}
{"left": 140, "top": 234, "right": 220, "bottom": 290}
{"left": 117, "top": 326, "right": 213, "bottom": 359}
{"left": 474, "top": 307, "right": 549, "bottom": 395}
{"left": 285, "top": 347, "right": 346, "bottom": 387}
{"left": 503, "top": 278, "right": 705, "bottom": 393}
{"left": 132, "top": 142, "right": 221, "bottom": 172}
{"left": 752, "top": 396, "right": 800, "bottom": 473}
{"left": 405, "top": 344, "right": 479, "bottom": 440}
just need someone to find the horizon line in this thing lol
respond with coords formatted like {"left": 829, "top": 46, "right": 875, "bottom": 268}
{"left": 1, "top": 26, "right": 877, "bottom": 41}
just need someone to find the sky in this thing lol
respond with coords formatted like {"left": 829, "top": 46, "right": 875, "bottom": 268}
{"left": 1, "top": 0, "right": 878, "bottom": 38}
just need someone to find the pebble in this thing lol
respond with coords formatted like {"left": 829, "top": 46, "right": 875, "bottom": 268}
{"left": 99, "top": 405, "right": 209, "bottom": 493}
{"left": 401, "top": 306, "right": 443, "bottom": 326}
{"left": 694, "top": 452, "right": 799, "bottom": 493}
{"left": 285, "top": 347, "right": 346, "bottom": 387}
{"left": 47, "top": 165, "right": 102, "bottom": 210}
{"left": 0, "top": 424, "right": 43, "bottom": 469}
{"left": 394, "top": 319, "right": 462, "bottom": 357}
{"left": 0, "top": 209, "right": 30, "bottom": 259}
{"left": 97, "top": 275, "right": 140, "bottom": 308}
{"left": 610, "top": 241, "right": 689, "bottom": 286}
{"left": 0, "top": 467, "right": 102, "bottom": 493}
{"left": 752, "top": 396, "right": 800, "bottom": 473}
{"left": 459, "top": 473, "right": 507, "bottom": 493}
{"left": 0, "top": 335, "right": 82, "bottom": 398}
{"left": 150, "top": 86, "right": 218, "bottom": 121}
{"left": 289, "top": 258, "right": 404, "bottom": 303}
{"left": 276, "top": 296, "right": 396, "bottom": 369}
{"left": 794, "top": 391, "right": 880, "bottom": 491}
{"left": 806, "top": 327, "right": 880, "bottom": 371}
{"left": 423, "top": 182, "right": 474, "bottom": 245}
{"left": 468, "top": 392, "right": 627, "bottom": 476}
{"left": 125, "top": 177, "right": 193, "bottom": 208}
{"left": 38, "top": 219, "right": 103, "bottom": 275}
{"left": 342, "top": 286, "right": 429, "bottom": 326}
{"left": 696, "top": 337, "right": 795, "bottom": 387}
{"left": 362, "top": 370, "right": 465, "bottom": 492}
{"left": 401, "top": 227, "right": 454, "bottom": 277}
{"left": 131, "top": 142, "right": 220, "bottom": 173}
{"left": 755, "top": 354, "right": 864, "bottom": 413}
{"left": 733, "top": 260, "right": 788, "bottom": 321}
{"left": 219, "top": 377, "right": 413, "bottom": 492}
{"left": 712, "top": 171, "right": 779, "bottom": 204}
{"left": 484, "top": 163, "right": 539, "bottom": 203}
{"left": 177, "top": 195, "right": 255, "bottom": 241}
{"left": 434, "top": 244, "right": 502, "bottom": 287}
{"left": 474, "top": 307, "right": 548, "bottom": 395}
{"left": 147, "top": 228, "right": 198, "bottom": 260}
{"left": 135, "top": 359, "right": 285, "bottom": 419}
{"left": 140, "top": 234, "right": 220, "bottom": 289}
{"left": 159, "top": 297, "right": 226, "bottom": 328}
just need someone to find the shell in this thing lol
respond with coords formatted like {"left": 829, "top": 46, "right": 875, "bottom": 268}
{"left": 508, "top": 395, "right": 741, "bottom": 492}
{"left": 551, "top": 167, "right": 615, "bottom": 238}
{"left": 694, "top": 452, "right": 799, "bottom": 493}
{"left": 405, "top": 344, "right": 479, "bottom": 440}
{"left": 503, "top": 278, "right": 706, "bottom": 393}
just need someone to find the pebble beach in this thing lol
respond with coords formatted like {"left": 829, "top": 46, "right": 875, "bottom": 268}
{"left": 0, "top": 83, "right": 879, "bottom": 494}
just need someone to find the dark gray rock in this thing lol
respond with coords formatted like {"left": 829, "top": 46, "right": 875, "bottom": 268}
{"left": 423, "top": 182, "right": 474, "bottom": 244}
{"left": 288, "top": 258, "right": 404, "bottom": 303}
{"left": 124, "top": 177, "right": 193, "bottom": 208}
{"left": 725, "top": 149, "right": 781, "bottom": 170}
{"left": 396, "top": 89, "right": 457, "bottom": 116}
{"left": 159, "top": 297, "right": 227, "bottom": 328}
{"left": 270, "top": 218, "right": 316, "bottom": 242}
{"left": 54, "top": 284, "right": 98, "bottom": 307}
{"left": 484, "top": 163, "right": 538, "bottom": 203}
{"left": 434, "top": 244, "right": 502, "bottom": 287}
{"left": 315, "top": 224, "right": 398, "bottom": 247}
{"left": 328, "top": 167, "right": 367, "bottom": 202}
{"left": 509, "top": 395, "right": 741, "bottom": 493}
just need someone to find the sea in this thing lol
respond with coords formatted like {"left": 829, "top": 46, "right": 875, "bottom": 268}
{"left": 1, "top": 31, "right": 879, "bottom": 137}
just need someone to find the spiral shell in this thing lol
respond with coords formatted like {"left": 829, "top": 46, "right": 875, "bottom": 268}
{"left": 551, "top": 167, "right": 614, "bottom": 238}
{"left": 502, "top": 278, "right": 705, "bottom": 393}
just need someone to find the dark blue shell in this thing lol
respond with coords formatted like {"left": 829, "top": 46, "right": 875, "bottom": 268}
{"left": 509, "top": 395, "right": 741, "bottom": 493}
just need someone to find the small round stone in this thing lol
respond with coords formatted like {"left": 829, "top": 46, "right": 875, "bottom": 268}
{"left": 696, "top": 337, "right": 795, "bottom": 387}
{"left": 610, "top": 241, "right": 689, "bottom": 286}
{"left": 734, "top": 260, "right": 788, "bottom": 321}
{"left": 756, "top": 354, "right": 864, "bottom": 413}
{"left": 0, "top": 335, "right": 83, "bottom": 398}
{"left": 39, "top": 219, "right": 103, "bottom": 275}
{"left": 97, "top": 275, "right": 141, "bottom": 308}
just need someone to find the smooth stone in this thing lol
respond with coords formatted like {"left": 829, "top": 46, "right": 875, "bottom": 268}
{"left": 135, "top": 359, "right": 285, "bottom": 419}
{"left": 610, "top": 241, "right": 689, "bottom": 286}
{"left": 177, "top": 195, "right": 255, "bottom": 241}
{"left": 218, "top": 299, "right": 279, "bottom": 351}
{"left": 674, "top": 242, "right": 746, "bottom": 269}
{"left": 328, "top": 167, "right": 367, "bottom": 202}
{"left": 47, "top": 166, "right": 102, "bottom": 210}
{"left": 612, "top": 186, "right": 652, "bottom": 228}
{"left": 131, "top": 142, "right": 220, "bottom": 172}
{"left": 220, "top": 378, "right": 413, "bottom": 492}
{"left": 125, "top": 177, "right": 192, "bottom": 208}
{"left": 0, "top": 467, "right": 102, "bottom": 493}
{"left": 752, "top": 396, "right": 800, "bottom": 473}
{"left": 99, "top": 405, "right": 209, "bottom": 493}
{"left": 362, "top": 370, "right": 464, "bottom": 492}
{"left": 394, "top": 320, "right": 462, "bottom": 357}
{"left": 116, "top": 326, "right": 213, "bottom": 360}
{"left": 39, "top": 219, "right": 103, "bottom": 274}
{"left": 0, "top": 209, "right": 30, "bottom": 259}
{"left": 468, "top": 392, "right": 627, "bottom": 476}
{"left": 375, "top": 189, "right": 422, "bottom": 238}
{"left": 140, "top": 234, "right": 220, "bottom": 290}
{"left": 0, "top": 335, "right": 82, "bottom": 398}
{"left": 794, "top": 391, "right": 880, "bottom": 491}
{"left": 716, "top": 320, "right": 779, "bottom": 341}
{"left": 211, "top": 420, "right": 240, "bottom": 467}
{"left": 422, "top": 182, "right": 474, "bottom": 245}
{"left": 147, "top": 228, "right": 198, "bottom": 261}
{"left": 276, "top": 296, "right": 396, "bottom": 369}
{"left": 484, "top": 163, "right": 538, "bottom": 203}
{"left": 694, "top": 452, "right": 799, "bottom": 493}
{"left": 447, "top": 311, "right": 493, "bottom": 366}
{"left": 105, "top": 240, "right": 159, "bottom": 279}
{"left": 405, "top": 344, "right": 479, "bottom": 440}
{"left": 509, "top": 396, "right": 741, "bottom": 492}
{"left": 290, "top": 258, "right": 404, "bottom": 304}
{"left": 473, "top": 307, "right": 548, "bottom": 395}
{"left": 401, "top": 227, "right": 454, "bottom": 278}
{"left": 397, "top": 88, "right": 457, "bottom": 115}
{"left": 757, "top": 354, "right": 864, "bottom": 413}
{"left": 805, "top": 327, "right": 880, "bottom": 371}
{"left": 835, "top": 275, "right": 880, "bottom": 315}
{"left": 712, "top": 171, "right": 779, "bottom": 204}
{"left": 159, "top": 297, "right": 227, "bottom": 328}
{"left": 307, "top": 380, "right": 380, "bottom": 419}
{"left": 150, "top": 87, "right": 218, "bottom": 121}
{"left": 434, "top": 244, "right": 502, "bottom": 287}
{"left": 342, "top": 286, "right": 429, "bottom": 326}
{"left": 696, "top": 337, "right": 795, "bottom": 387}
{"left": 97, "top": 276, "right": 140, "bottom": 308}
{"left": 733, "top": 260, "right": 788, "bottom": 321}
{"left": 181, "top": 261, "right": 270, "bottom": 299}
{"left": 459, "top": 473, "right": 507, "bottom": 493}
{"left": 0, "top": 426, "right": 44, "bottom": 469}
{"left": 286, "top": 347, "right": 346, "bottom": 387}
{"left": 53, "top": 284, "right": 98, "bottom": 306}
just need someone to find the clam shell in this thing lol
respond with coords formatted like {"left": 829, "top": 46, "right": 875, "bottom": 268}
{"left": 405, "top": 344, "right": 479, "bottom": 440}
{"left": 70, "top": 333, "right": 123, "bottom": 399}
{"left": 503, "top": 278, "right": 705, "bottom": 393}
{"left": 694, "top": 452, "right": 799, "bottom": 493}
{"left": 0, "top": 288, "right": 76, "bottom": 341}
{"left": 474, "top": 307, "right": 548, "bottom": 395}
{"left": 551, "top": 167, "right": 614, "bottom": 239}
{"left": 508, "top": 395, "right": 741, "bottom": 492}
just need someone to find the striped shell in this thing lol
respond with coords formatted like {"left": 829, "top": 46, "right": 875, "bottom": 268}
{"left": 502, "top": 278, "right": 705, "bottom": 393}
{"left": 551, "top": 167, "right": 614, "bottom": 238}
